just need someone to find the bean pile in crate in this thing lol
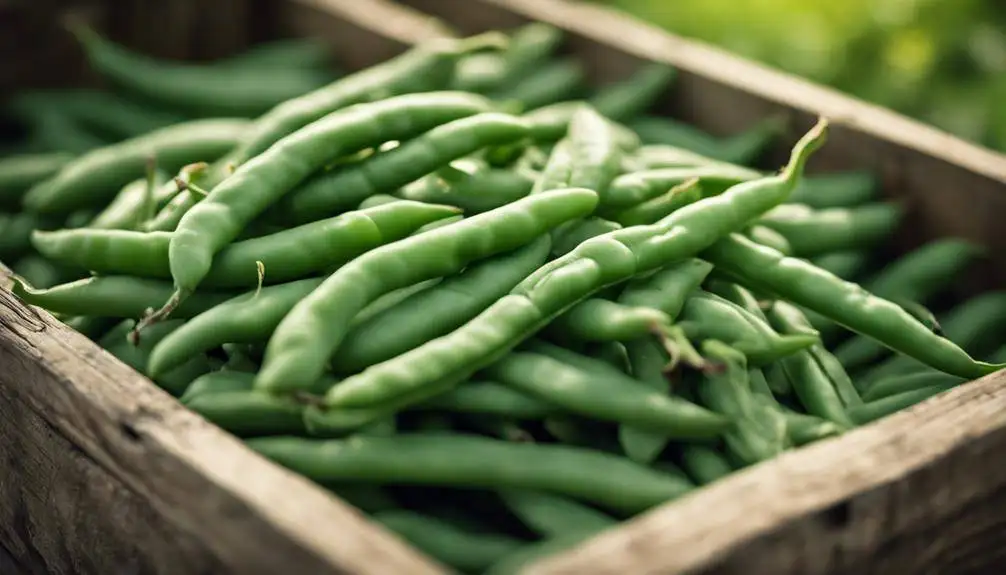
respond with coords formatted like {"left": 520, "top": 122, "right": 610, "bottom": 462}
{"left": 1, "top": 21, "right": 1003, "bottom": 575}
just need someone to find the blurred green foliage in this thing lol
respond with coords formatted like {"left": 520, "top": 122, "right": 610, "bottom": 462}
{"left": 601, "top": 0, "right": 1006, "bottom": 151}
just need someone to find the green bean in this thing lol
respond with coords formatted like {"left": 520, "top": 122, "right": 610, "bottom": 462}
{"left": 278, "top": 113, "right": 530, "bottom": 222}
{"left": 98, "top": 319, "right": 212, "bottom": 396}
{"left": 88, "top": 170, "right": 171, "bottom": 230}
{"left": 453, "top": 22, "right": 563, "bottom": 93}
{"left": 22, "top": 118, "right": 249, "bottom": 215}
{"left": 767, "top": 300, "right": 863, "bottom": 407}
{"left": 326, "top": 485, "right": 397, "bottom": 514}
{"left": 861, "top": 371, "right": 966, "bottom": 402}
{"left": 60, "top": 316, "right": 119, "bottom": 341}
{"left": 758, "top": 202, "right": 903, "bottom": 257}
{"left": 249, "top": 433, "right": 693, "bottom": 514}
{"left": 485, "top": 531, "right": 599, "bottom": 575}
{"left": 628, "top": 144, "right": 726, "bottom": 170}
{"left": 257, "top": 188, "right": 598, "bottom": 395}
{"left": 491, "top": 59, "right": 586, "bottom": 110}
{"left": 0, "top": 152, "right": 74, "bottom": 208}
{"left": 183, "top": 374, "right": 334, "bottom": 437}
{"left": 781, "top": 409, "right": 843, "bottom": 445}
{"left": 859, "top": 291, "right": 1006, "bottom": 385}
{"left": 619, "top": 336, "right": 674, "bottom": 463}
{"left": 602, "top": 164, "right": 761, "bottom": 214}
{"left": 10, "top": 275, "right": 235, "bottom": 319}
{"left": 0, "top": 212, "right": 43, "bottom": 261}
{"left": 180, "top": 370, "right": 258, "bottom": 403}
{"left": 678, "top": 292, "right": 819, "bottom": 366}
{"left": 552, "top": 217, "right": 622, "bottom": 257}
{"left": 398, "top": 168, "right": 532, "bottom": 215}
{"left": 70, "top": 24, "right": 334, "bottom": 118}
{"left": 744, "top": 224, "right": 793, "bottom": 255}
{"left": 217, "top": 38, "right": 334, "bottom": 71}
{"left": 485, "top": 350, "right": 728, "bottom": 438}
{"left": 499, "top": 489, "right": 616, "bottom": 538}
{"left": 532, "top": 105, "right": 625, "bottom": 201}
{"left": 703, "top": 233, "right": 1002, "bottom": 380}
{"left": 629, "top": 115, "right": 784, "bottom": 165}
{"left": 417, "top": 381, "right": 555, "bottom": 419}
{"left": 312, "top": 121, "right": 827, "bottom": 426}
{"left": 786, "top": 170, "right": 878, "bottom": 209}
{"left": 373, "top": 509, "right": 524, "bottom": 573}
{"left": 34, "top": 200, "right": 459, "bottom": 287}
{"left": 590, "top": 64, "right": 675, "bottom": 121}
{"left": 7, "top": 89, "right": 184, "bottom": 141}
{"left": 331, "top": 236, "right": 551, "bottom": 374}
{"left": 146, "top": 278, "right": 323, "bottom": 377}
{"left": 617, "top": 258, "right": 714, "bottom": 319}
{"left": 680, "top": 444, "right": 734, "bottom": 485}
{"left": 865, "top": 238, "right": 986, "bottom": 302}
{"left": 810, "top": 251, "right": 871, "bottom": 280}
{"left": 696, "top": 340, "right": 789, "bottom": 465}
{"left": 11, "top": 255, "right": 66, "bottom": 290}
{"left": 847, "top": 384, "right": 957, "bottom": 425}
{"left": 547, "top": 298, "right": 670, "bottom": 343}
{"left": 23, "top": 110, "right": 108, "bottom": 154}
{"left": 522, "top": 101, "right": 639, "bottom": 148}
{"left": 164, "top": 93, "right": 494, "bottom": 321}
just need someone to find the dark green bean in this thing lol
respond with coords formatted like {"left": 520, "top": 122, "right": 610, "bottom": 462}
{"left": 98, "top": 319, "right": 212, "bottom": 396}
{"left": 680, "top": 444, "right": 734, "bottom": 485}
{"left": 486, "top": 350, "right": 729, "bottom": 438}
{"left": 847, "top": 384, "right": 957, "bottom": 425}
{"left": 629, "top": 115, "right": 784, "bottom": 165}
{"left": 249, "top": 433, "right": 695, "bottom": 514}
{"left": 22, "top": 118, "right": 248, "bottom": 215}
{"left": 603, "top": 164, "right": 760, "bottom": 216}
{"left": 589, "top": 64, "right": 675, "bottom": 121}
{"left": 0, "top": 152, "right": 73, "bottom": 208}
{"left": 861, "top": 371, "right": 966, "bottom": 402}
{"left": 373, "top": 509, "right": 524, "bottom": 573}
{"left": 786, "top": 170, "right": 877, "bottom": 209}
{"left": 10, "top": 275, "right": 236, "bottom": 319}
{"left": 758, "top": 202, "right": 902, "bottom": 257}
{"left": 499, "top": 489, "right": 616, "bottom": 538}
{"left": 418, "top": 381, "right": 555, "bottom": 419}
{"left": 781, "top": 409, "right": 843, "bottom": 445}
{"left": 491, "top": 59, "right": 586, "bottom": 110}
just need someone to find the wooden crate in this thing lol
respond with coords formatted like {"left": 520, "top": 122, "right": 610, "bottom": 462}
{"left": 2, "top": 0, "right": 1006, "bottom": 574}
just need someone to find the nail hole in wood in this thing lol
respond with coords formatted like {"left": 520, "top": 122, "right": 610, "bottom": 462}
{"left": 819, "top": 500, "right": 852, "bottom": 529}
{"left": 119, "top": 420, "right": 141, "bottom": 442}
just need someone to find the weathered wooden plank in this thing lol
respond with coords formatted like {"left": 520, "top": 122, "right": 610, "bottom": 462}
{"left": 0, "top": 0, "right": 463, "bottom": 572}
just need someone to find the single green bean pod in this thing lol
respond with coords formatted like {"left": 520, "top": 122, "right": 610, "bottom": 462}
{"left": 490, "top": 58, "right": 586, "bottom": 110}
{"left": 248, "top": 433, "right": 693, "bottom": 514}
{"left": 787, "top": 170, "right": 877, "bottom": 209}
{"left": 373, "top": 510, "right": 525, "bottom": 573}
{"left": 702, "top": 233, "right": 1004, "bottom": 380}
{"left": 758, "top": 202, "right": 903, "bottom": 257}
{"left": 22, "top": 118, "right": 249, "bottom": 215}
{"left": 0, "top": 152, "right": 74, "bottom": 208}
{"left": 589, "top": 63, "right": 676, "bottom": 122}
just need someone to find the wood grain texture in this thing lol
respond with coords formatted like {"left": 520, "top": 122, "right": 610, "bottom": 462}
{"left": 0, "top": 263, "right": 446, "bottom": 575}
{"left": 398, "top": 0, "right": 1006, "bottom": 294}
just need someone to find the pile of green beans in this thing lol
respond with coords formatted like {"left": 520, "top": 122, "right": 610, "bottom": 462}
{"left": 2, "top": 23, "right": 1003, "bottom": 575}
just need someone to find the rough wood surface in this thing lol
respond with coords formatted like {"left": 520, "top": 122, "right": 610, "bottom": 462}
{"left": 399, "top": 0, "right": 1006, "bottom": 294}
{"left": 0, "top": 1, "right": 462, "bottom": 573}
{"left": 0, "top": 269, "right": 446, "bottom": 575}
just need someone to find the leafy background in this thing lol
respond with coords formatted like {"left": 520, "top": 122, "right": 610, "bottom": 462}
{"left": 597, "top": 0, "right": 1006, "bottom": 151}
